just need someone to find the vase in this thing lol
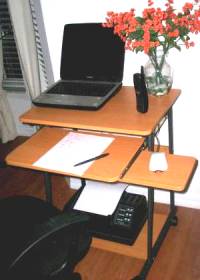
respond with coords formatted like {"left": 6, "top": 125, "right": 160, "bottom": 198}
{"left": 144, "top": 50, "right": 173, "bottom": 96}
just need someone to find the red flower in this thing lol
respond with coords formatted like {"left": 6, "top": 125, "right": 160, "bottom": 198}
{"left": 168, "top": 29, "right": 179, "bottom": 38}
{"left": 183, "top": 3, "right": 193, "bottom": 13}
{"left": 148, "top": 0, "right": 154, "bottom": 7}
{"left": 103, "top": 0, "right": 200, "bottom": 55}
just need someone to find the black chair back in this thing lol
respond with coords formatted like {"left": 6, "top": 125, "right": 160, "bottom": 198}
{"left": 0, "top": 196, "right": 91, "bottom": 280}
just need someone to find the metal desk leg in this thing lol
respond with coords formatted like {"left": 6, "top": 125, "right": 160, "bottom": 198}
{"left": 132, "top": 189, "right": 154, "bottom": 280}
{"left": 43, "top": 175, "right": 86, "bottom": 205}
{"left": 147, "top": 189, "right": 154, "bottom": 260}
{"left": 148, "top": 109, "right": 177, "bottom": 224}
{"left": 81, "top": 178, "right": 86, "bottom": 188}
{"left": 44, "top": 172, "right": 52, "bottom": 204}
{"left": 170, "top": 191, "right": 178, "bottom": 226}
{"left": 132, "top": 111, "right": 177, "bottom": 279}
{"left": 167, "top": 108, "right": 178, "bottom": 224}
{"left": 146, "top": 134, "right": 154, "bottom": 151}
{"left": 132, "top": 187, "right": 178, "bottom": 280}
{"left": 167, "top": 108, "right": 174, "bottom": 154}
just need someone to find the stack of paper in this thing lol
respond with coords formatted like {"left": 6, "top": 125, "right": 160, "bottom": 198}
{"left": 73, "top": 182, "right": 127, "bottom": 216}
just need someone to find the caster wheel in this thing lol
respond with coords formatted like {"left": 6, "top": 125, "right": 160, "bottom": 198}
{"left": 171, "top": 215, "right": 178, "bottom": 226}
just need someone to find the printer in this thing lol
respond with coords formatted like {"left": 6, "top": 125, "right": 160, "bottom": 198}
{"left": 64, "top": 185, "right": 147, "bottom": 245}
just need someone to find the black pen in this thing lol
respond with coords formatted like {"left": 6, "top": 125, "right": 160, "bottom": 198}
{"left": 74, "top": 153, "right": 109, "bottom": 167}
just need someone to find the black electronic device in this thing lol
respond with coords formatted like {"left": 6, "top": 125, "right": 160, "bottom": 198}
{"left": 133, "top": 66, "right": 149, "bottom": 113}
{"left": 32, "top": 23, "right": 125, "bottom": 110}
{"left": 64, "top": 186, "right": 147, "bottom": 245}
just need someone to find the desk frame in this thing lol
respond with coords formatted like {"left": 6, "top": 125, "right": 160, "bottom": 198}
{"left": 39, "top": 107, "right": 177, "bottom": 280}
{"left": 9, "top": 88, "right": 193, "bottom": 280}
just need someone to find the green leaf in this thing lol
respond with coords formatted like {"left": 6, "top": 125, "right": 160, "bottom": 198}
{"left": 128, "top": 29, "right": 144, "bottom": 41}
{"left": 174, "top": 45, "right": 181, "bottom": 51}
{"left": 135, "top": 46, "right": 143, "bottom": 53}
{"left": 135, "top": 16, "right": 145, "bottom": 24}
{"left": 166, "top": 18, "right": 176, "bottom": 29}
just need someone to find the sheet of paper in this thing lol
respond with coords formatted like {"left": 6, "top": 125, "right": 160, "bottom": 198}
{"left": 73, "top": 183, "right": 127, "bottom": 216}
{"left": 33, "top": 132, "right": 114, "bottom": 176}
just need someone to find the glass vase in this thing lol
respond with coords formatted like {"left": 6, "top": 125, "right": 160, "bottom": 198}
{"left": 144, "top": 50, "right": 173, "bottom": 96}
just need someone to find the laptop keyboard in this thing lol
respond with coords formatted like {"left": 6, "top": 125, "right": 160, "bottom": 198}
{"left": 47, "top": 82, "right": 116, "bottom": 97}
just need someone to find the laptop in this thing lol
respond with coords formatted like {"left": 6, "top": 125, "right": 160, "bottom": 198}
{"left": 32, "top": 23, "right": 125, "bottom": 110}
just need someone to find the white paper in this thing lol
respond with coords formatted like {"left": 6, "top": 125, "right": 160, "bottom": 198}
{"left": 33, "top": 132, "right": 114, "bottom": 176}
{"left": 74, "top": 183, "right": 127, "bottom": 216}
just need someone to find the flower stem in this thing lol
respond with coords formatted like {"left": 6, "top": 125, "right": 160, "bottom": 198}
{"left": 149, "top": 49, "right": 166, "bottom": 84}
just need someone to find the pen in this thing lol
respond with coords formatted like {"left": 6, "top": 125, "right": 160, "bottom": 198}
{"left": 74, "top": 153, "right": 109, "bottom": 167}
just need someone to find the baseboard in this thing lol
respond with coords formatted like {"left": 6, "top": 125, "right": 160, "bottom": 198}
{"left": 157, "top": 194, "right": 200, "bottom": 209}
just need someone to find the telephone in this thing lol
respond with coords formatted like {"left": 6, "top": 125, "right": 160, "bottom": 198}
{"left": 64, "top": 186, "right": 147, "bottom": 245}
{"left": 133, "top": 65, "right": 149, "bottom": 113}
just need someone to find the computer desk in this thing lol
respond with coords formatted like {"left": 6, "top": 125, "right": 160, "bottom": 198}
{"left": 6, "top": 86, "right": 198, "bottom": 280}
{"left": 18, "top": 86, "right": 181, "bottom": 213}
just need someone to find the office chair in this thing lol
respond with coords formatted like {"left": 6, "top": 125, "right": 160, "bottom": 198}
{"left": 0, "top": 195, "right": 91, "bottom": 280}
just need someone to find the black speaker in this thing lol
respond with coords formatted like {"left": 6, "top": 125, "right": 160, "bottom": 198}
{"left": 133, "top": 66, "right": 148, "bottom": 113}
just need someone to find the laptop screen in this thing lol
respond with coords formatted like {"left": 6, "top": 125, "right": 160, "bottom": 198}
{"left": 60, "top": 23, "right": 125, "bottom": 82}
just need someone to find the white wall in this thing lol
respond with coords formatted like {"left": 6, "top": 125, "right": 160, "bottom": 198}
{"left": 40, "top": 0, "right": 200, "bottom": 209}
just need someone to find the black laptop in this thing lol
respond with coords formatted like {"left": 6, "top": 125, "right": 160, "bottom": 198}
{"left": 32, "top": 23, "right": 125, "bottom": 110}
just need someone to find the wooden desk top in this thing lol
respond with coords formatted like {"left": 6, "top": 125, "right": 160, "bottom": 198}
{"left": 120, "top": 149, "right": 198, "bottom": 192}
{"left": 20, "top": 87, "right": 181, "bottom": 136}
{"left": 6, "top": 127, "right": 144, "bottom": 183}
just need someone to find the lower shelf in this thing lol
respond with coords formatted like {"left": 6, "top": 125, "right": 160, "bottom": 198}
{"left": 91, "top": 213, "right": 166, "bottom": 260}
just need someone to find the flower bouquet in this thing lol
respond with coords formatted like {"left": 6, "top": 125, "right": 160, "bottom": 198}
{"left": 103, "top": 0, "right": 200, "bottom": 95}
